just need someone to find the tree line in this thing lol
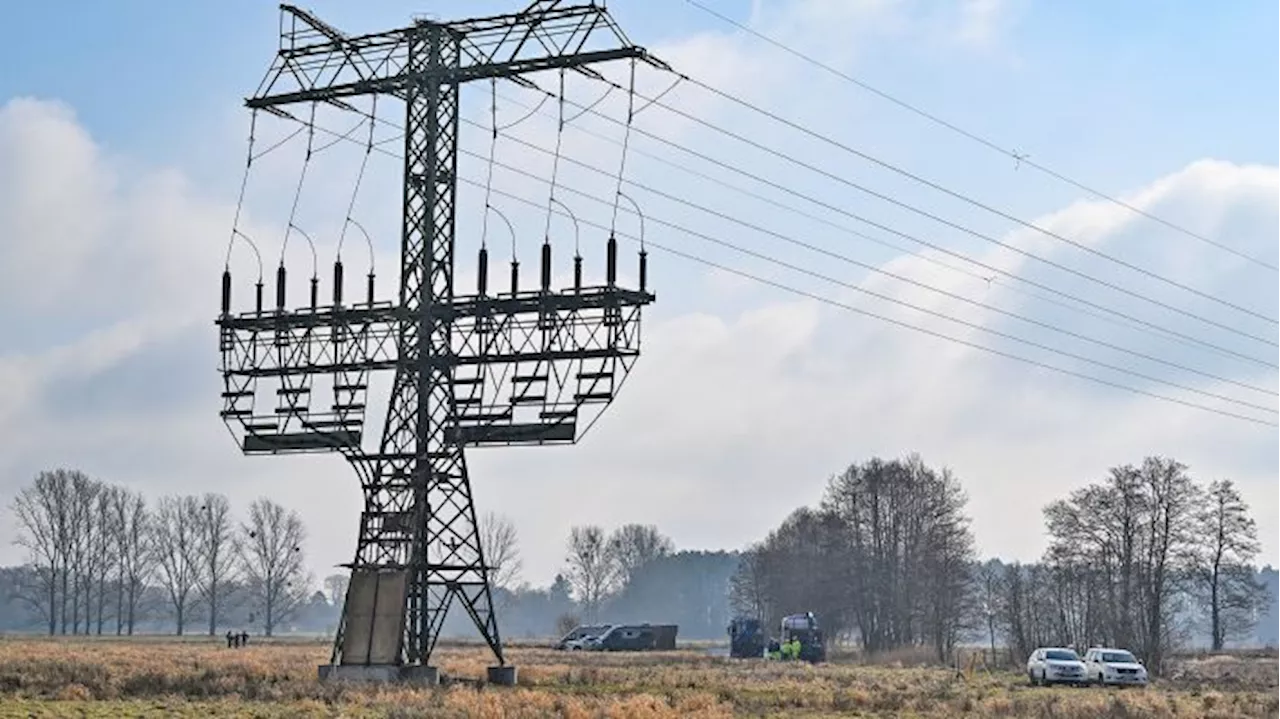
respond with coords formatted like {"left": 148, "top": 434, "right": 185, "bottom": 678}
{"left": 983, "top": 457, "right": 1267, "bottom": 673}
{"left": 729, "top": 454, "right": 1269, "bottom": 672}
{"left": 10, "top": 468, "right": 312, "bottom": 637}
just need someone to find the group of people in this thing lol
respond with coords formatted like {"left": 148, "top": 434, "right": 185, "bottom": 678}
{"left": 224, "top": 630, "right": 251, "bottom": 648}
{"left": 765, "top": 638, "right": 804, "bottom": 660}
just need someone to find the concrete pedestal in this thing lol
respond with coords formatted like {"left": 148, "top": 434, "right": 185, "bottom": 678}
{"left": 486, "top": 665, "right": 518, "bottom": 686}
{"left": 317, "top": 664, "right": 439, "bottom": 685}
{"left": 400, "top": 665, "right": 441, "bottom": 685}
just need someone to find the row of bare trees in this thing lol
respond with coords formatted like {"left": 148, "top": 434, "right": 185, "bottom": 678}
{"left": 729, "top": 455, "right": 975, "bottom": 661}
{"left": 989, "top": 456, "right": 1267, "bottom": 673}
{"left": 10, "top": 469, "right": 312, "bottom": 636}
{"left": 562, "top": 523, "right": 675, "bottom": 619}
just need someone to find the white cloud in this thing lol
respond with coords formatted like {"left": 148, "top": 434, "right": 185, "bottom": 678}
{"left": 954, "top": 0, "right": 1012, "bottom": 48}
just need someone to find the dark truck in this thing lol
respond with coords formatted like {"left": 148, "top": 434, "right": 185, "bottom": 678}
{"left": 780, "top": 612, "right": 826, "bottom": 663}
{"left": 728, "top": 617, "right": 766, "bottom": 658}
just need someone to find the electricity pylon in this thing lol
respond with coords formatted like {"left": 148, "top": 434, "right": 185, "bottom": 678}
{"left": 216, "top": 1, "right": 656, "bottom": 683}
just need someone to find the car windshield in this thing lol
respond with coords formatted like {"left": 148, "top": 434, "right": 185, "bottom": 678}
{"left": 1102, "top": 651, "right": 1137, "bottom": 663}
{"left": 1045, "top": 650, "right": 1079, "bottom": 661}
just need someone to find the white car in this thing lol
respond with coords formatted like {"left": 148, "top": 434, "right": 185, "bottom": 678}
{"left": 1083, "top": 647, "right": 1148, "bottom": 686}
{"left": 1027, "top": 647, "right": 1087, "bottom": 685}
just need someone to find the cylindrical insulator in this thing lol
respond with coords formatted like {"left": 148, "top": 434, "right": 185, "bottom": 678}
{"left": 540, "top": 242, "right": 551, "bottom": 292}
{"left": 333, "top": 260, "right": 344, "bottom": 306}
{"left": 478, "top": 247, "right": 489, "bottom": 296}
{"left": 606, "top": 235, "right": 618, "bottom": 285}
{"left": 275, "top": 265, "right": 287, "bottom": 310}
{"left": 573, "top": 255, "right": 583, "bottom": 293}
{"left": 220, "top": 269, "right": 232, "bottom": 315}
{"left": 366, "top": 273, "right": 375, "bottom": 306}
{"left": 510, "top": 260, "right": 519, "bottom": 295}
{"left": 309, "top": 277, "right": 318, "bottom": 310}
{"left": 255, "top": 281, "right": 264, "bottom": 315}
{"left": 639, "top": 250, "right": 648, "bottom": 292}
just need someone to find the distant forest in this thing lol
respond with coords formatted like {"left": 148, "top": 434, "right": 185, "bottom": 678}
{"left": 2, "top": 456, "right": 1275, "bottom": 665}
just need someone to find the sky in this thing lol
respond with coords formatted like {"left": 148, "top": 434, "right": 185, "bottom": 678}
{"left": 1, "top": 0, "right": 1276, "bottom": 589}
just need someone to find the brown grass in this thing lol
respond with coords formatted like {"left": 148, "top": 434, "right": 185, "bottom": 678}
{"left": 0, "top": 636, "right": 1275, "bottom": 718}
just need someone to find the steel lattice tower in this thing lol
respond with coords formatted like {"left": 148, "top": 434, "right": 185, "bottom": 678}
{"left": 217, "top": 1, "right": 656, "bottom": 683}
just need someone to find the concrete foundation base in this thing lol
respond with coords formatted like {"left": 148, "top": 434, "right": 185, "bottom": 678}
{"left": 318, "top": 664, "right": 439, "bottom": 685}
{"left": 400, "top": 665, "right": 441, "bottom": 685}
{"left": 486, "top": 665, "right": 518, "bottom": 686}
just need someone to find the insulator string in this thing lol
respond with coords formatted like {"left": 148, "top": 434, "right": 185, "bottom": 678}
{"left": 280, "top": 102, "right": 317, "bottom": 265}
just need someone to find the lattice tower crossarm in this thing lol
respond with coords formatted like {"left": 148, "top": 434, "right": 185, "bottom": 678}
{"left": 217, "top": 1, "right": 658, "bottom": 680}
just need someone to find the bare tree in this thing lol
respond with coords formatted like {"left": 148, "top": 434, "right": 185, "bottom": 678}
{"left": 84, "top": 486, "right": 125, "bottom": 635}
{"left": 478, "top": 512, "right": 523, "bottom": 590}
{"left": 66, "top": 472, "right": 103, "bottom": 634}
{"left": 1042, "top": 456, "right": 1203, "bottom": 673}
{"left": 153, "top": 495, "right": 200, "bottom": 634}
{"left": 564, "top": 525, "right": 618, "bottom": 620}
{"left": 10, "top": 470, "right": 75, "bottom": 634}
{"left": 820, "top": 455, "right": 975, "bottom": 658}
{"left": 607, "top": 524, "right": 674, "bottom": 587}
{"left": 1193, "top": 479, "right": 1267, "bottom": 650}
{"left": 239, "top": 498, "right": 309, "bottom": 636}
{"left": 193, "top": 493, "right": 237, "bottom": 635}
{"left": 323, "top": 573, "right": 349, "bottom": 607}
{"left": 728, "top": 545, "right": 769, "bottom": 621}
{"left": 111, "top": 488, "right": 152, "bottom": 635}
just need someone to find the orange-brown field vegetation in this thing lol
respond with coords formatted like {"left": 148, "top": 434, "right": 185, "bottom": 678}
{"left": 0, "top": 636, "right": 1275, "bottom": 718}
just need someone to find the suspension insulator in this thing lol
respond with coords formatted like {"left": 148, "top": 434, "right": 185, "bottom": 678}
{"left": 220, "top": 269, "right": 232, "bottom": 315}
{"left": 309, "top": 276, "right": 319, "bottom": 311}
{"left": 275, "top": 265, "right": 287, "bottom": 310}
{"left": 478, "top": 247, "right": 489, "bottom": 296}
{"left": 333, "top": 260, "right": 344, "bottom": 306}
{"left": 366, "top": 272, "right": 375, "bottom": 306}
{"left": 574, "top": 255, "right": 583, "bottom": 293}
{"left": 541, "top": 242, "right": 552, "bottom": 292}
{"left": 606, "top": 235, "right": 618, "bottom": 286}
{"left": 255, "top": 281, "right": 264, "bottom": 315}
{"left": 510, "top": 260, "right": 519, "bottom": 295}
{"left": 639, "top": 250, "right": 648, "bottom": 292}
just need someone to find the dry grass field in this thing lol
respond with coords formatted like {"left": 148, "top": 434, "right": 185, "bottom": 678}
{"left": 0, "top": 636, "right": 1275, "bottom": 718}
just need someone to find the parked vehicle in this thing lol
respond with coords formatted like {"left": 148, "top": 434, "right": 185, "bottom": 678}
{"left": 779, "top": 612, "right": 826, "bottom": 663}
{"left": 1083, "top": 647, "right": 1148, "bottom": 686}
{"left": 586, "top": 624, "right": 656, "bottom": 651}
{"left": 728, "top": 617, "right": 766, "bottom": 658}
{"left": 555, "top": 624, "right": 612, "bottom": 651}
{"left": 1026, "top": 647, "right": 1087, "bottom": 685}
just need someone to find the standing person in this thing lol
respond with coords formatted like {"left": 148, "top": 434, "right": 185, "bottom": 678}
{"left": 225, "top": 631, "right": 234, "bottom": 648}
{"left": 240, "top": 630, "right": 249, "bottom": 647}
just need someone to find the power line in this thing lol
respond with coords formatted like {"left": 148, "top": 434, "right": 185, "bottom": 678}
{"left": 472, "top": 126, "right": 1275, "bottom": 398}
{"left": 302, "top": 93, "right": 1279, "bottom": 371}
{"left": 507, "top": 80, "right": 1280, "bottom": 368}
{"left": 580, "top": 70, "right": 1280, "bottom": 337}
{"left": 259, "top": 110, "right": 1278, "bottom": 427}
{"left": 682, "top": 0, "right": 1280, "bottom": 273}
{"left": 462, "top": 174, "right": 1277, "bottom": 428}
{"left": 486, "top": 88, "right": 1274, "bottom": 369}
{"left": 461, "top": 142, "right": 1276, "bottom": 415}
